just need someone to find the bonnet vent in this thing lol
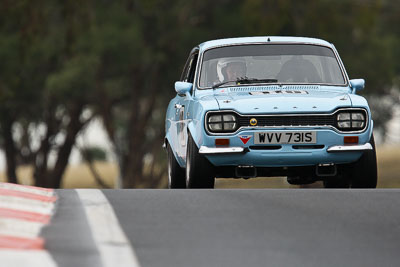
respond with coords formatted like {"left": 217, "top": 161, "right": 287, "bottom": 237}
{"left": 229, "top": 85, "right": 320, "bottom": 92}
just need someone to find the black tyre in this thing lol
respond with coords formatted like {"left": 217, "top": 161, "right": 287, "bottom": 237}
{"left": 350, "top": 135, "right": 378, "bottom": 188}
{"left": 186, "top": 133, "right": 215, "bottom": 188}
{"left": 167, "top": 143, "right": 186, "bottom": 188}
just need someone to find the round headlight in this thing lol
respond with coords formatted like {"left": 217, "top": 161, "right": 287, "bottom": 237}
{"left": 337, "top": 113, "right": 350, "bottom": 121}
{"left": 207, "top": 113, "right": 237, "bottom": 133}
{"left": 209, "top": 115, "right": 222, "bottom": 123}
{"left": 337, "top": 121, "right": 351, "bottom": 129}
{"left": 351, "top": 112, "right": 365, "bottom": 129}
{"left": 336, "top": 110, "right": 366, "bottom": 131}
{"left": 351, "top": 113, "right": 365, "bottom": 121}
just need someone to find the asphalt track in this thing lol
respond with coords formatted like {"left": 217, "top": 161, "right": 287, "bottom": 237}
{"left": 43, "top": 189, "right": 400, "bottom": 267}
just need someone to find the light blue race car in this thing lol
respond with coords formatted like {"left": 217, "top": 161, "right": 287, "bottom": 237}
{"left": 165, "top": 36, "right": 377, "bottom": 189}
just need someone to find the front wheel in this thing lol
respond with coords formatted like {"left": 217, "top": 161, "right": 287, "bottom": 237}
{"left": 350, "top": 135, "right": 378, "bottom": 188}
{"left": 186, "top": 133, "right": 215, "bottom": 188}
{"left": 167, "top": 143, "right": 186, "bottom": 188}
{"left": 323, "top": 135, "right": 377, "bottom": 188}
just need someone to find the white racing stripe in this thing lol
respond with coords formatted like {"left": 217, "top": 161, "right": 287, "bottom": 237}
{"left": 0, "top": 250, "right": 57, "bottom": 267}
{"left": 76, "top": 189, "right": 141, "bottom": 267}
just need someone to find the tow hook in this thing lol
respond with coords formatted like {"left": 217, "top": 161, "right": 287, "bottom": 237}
{"left": 316, "top": 163, "right": 337, "bottom": 177}
{"left": 235, "top": 165, "right": 257, "bottom": 179}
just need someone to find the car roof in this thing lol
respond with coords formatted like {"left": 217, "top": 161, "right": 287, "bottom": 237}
{"left": 198, "top": 36, "right": 333, "bottom": 52}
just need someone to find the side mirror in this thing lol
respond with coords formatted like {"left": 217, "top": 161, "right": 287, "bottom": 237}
{"left": 350, "top": 79, "right": 365, "bottom": 92}
{"left": 175, "top": 81, "right": 192, "bottom": 96}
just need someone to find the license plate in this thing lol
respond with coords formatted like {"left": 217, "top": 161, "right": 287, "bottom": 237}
{"left": 254, "top": 131, "right": 316, "bottom": 144}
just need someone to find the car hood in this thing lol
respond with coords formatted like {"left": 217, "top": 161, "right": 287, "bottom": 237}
{"left": 213, "top": 86, "right": 352, "bottom": 114}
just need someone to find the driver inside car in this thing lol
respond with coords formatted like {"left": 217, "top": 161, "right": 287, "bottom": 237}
{"left": 216, "top": 58, "right": 247, "bottom": 83}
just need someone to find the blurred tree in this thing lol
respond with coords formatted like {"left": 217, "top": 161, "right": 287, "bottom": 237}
{"left": 79, "top": 145, "right": 110, "bottom": 188}
{"left": 0, "top": 0, "right": 96, "bottom": 187}
{"left": 0, "top": 0, "right": 54, "bottom": 184}
{"left": 80, "top": 146, "right": 107, "bottom": 162}
{"left": 85, "top": 0, "right": 244, "bottom": 188}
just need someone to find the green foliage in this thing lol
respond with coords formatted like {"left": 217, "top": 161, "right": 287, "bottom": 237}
{"left": 46, "top": 55, "right": 100, "bottom": 100}
{"left": 80, "top": 146, "right": 108, "bottom": 162}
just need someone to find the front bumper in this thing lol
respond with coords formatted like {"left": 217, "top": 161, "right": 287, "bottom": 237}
{"left": 199, "top": 143, "right": 372, "bottom": 154}
{"left": 199, "top": 146, "right": 247, "bottom": 154}
{"left": 198, "top": 128, "right": 372, "bottom": 167}
{"left": 327, "top": 143, "right": 372, "bottom": 152}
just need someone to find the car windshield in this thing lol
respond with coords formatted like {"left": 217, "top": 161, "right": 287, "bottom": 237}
{"left": 199, "top": 44, "right": 346, "bottom": 88}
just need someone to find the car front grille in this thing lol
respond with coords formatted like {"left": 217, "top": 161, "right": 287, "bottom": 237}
{"left": 205, "top": 109, "right": 368, "bottom": 134}
{"left": 237, "top": 115, "right": 335, "bottom": 127}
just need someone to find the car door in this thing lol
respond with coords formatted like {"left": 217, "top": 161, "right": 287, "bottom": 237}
{"left": 175, "top": 50, "right": 199, "bottom": 162}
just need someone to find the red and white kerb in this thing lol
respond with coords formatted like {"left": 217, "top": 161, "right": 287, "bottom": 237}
{"left": 0, "top": 183, "right": 57, "bottom": 250}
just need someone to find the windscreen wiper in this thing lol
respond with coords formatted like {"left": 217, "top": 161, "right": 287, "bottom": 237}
{"left": 212, "top": 80, "right": 238, "bottom": 89}
{"left": 212, "top": 77, "right": 278, "bottom": 89}
{"left": 237, "top": 78, "right": 278, "bottom": 84}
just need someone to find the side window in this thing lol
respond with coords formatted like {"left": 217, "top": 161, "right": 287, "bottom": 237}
{"left": 181, "top": 53, "right": 198, "bottom": 83}
{"left": 181, "top": 56, "right": 192, "bottom": 82}
{"left": 181, "top": 55, "right": 193, "bottom": 82}
{"left": 187, "top": 54, "right": 198, "bottom": 83}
